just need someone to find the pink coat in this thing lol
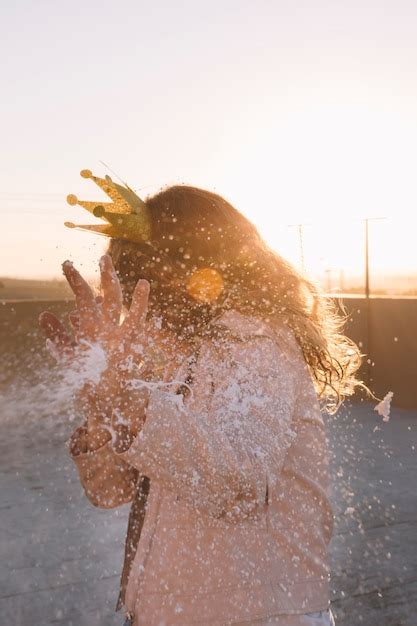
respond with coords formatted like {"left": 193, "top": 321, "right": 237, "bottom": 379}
{"left": 69, "top": 310, "right": 335, "bottom": 625}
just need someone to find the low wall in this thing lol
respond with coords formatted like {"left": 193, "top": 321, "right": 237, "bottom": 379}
{"left": 0, "top": 300, "right": 73, "bottom": 388}
{"left": 335, "top": 296, "right": 417, "bottom": 409}
{"left": 1, "top": 297, "right": 416, "bottom": 408}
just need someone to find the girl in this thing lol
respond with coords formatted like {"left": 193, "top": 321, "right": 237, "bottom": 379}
{"left": 39, "top": 180, "right": 362, "bottom": 625}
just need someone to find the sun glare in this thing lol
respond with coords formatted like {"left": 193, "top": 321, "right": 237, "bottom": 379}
{"left": 218, "top": 103, "right": 417, "bottom": 282}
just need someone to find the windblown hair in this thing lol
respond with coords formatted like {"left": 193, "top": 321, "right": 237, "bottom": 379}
{"left": 107, "top": 185, "right": 365, "bottom": 414}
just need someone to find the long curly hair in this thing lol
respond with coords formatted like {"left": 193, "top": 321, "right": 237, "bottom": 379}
{"left": 106, "top": 184, "right": 365, "bottom": 414}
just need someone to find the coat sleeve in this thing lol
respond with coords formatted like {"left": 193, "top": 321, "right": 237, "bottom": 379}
{"left": 113, "top": 333, "right": 300, "bottom": 520}
{"left": 68, "top": 425, "right": 139, "bottom": 509}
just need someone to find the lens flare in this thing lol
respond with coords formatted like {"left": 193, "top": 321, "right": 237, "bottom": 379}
{"left": 186, "top": 268, "right": 224, "bottom": 303}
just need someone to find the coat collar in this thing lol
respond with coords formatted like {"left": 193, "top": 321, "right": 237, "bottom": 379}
{"left": 212, "top": 309, "right": 277, "bottom": 340}
{"left": 212, "top": 309, "right": 300, "bottom": 362}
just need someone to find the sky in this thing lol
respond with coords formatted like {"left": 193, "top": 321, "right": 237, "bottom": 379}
{"left": 1, "top": 0, "right": 417, "bottom": 281}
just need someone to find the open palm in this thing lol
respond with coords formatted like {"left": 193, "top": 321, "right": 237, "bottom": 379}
{"left": 39, "top": 254, "right": 152, "bottom": 444}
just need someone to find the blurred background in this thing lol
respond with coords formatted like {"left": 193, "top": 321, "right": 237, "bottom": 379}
{"left": 1, "top": 1, "right": 416, "bottom": 625}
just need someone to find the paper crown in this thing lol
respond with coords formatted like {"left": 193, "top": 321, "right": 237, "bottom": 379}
{"left": 65, "top": 169, "right": 152, "bottom": 243}
{"left": 65, "top": 169, "right": 225, "bottom": 303}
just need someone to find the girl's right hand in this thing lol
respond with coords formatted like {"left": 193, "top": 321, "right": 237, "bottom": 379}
{"left": 39, "top": 254, "right": 125, "bottom": 362}
{"left": 39, "top": 255, "right": 152, "bottom": 449}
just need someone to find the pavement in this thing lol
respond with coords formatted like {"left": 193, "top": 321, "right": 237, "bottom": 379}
{"left": 0, "top": 385, "right": 416, "bottom": 626}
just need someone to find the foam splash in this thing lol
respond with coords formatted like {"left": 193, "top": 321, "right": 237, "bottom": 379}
{"left": 374, "top": 391, "right": 394, "bottom": 422}
{"left": 0, "top": 340, "right": 108, "bottom": 428}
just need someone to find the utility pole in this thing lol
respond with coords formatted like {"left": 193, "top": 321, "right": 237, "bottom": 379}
{"left": 363, "top": 216, "right": 386, "bottom": 387}
{"left": 365, "top": 218, "right": 370, "bottom": 298}
{"left": 364, "top": 216, "right": 386, "bottom": 298}
{"left": 288, "top": 223, "right": 308, "bottom": 272}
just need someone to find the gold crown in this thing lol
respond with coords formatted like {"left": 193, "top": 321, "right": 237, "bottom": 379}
{"left": 65, "top": 169, "right": 225, "bottom": 303}
{"left": 65, "top": 169, "right": 152, "bottom": 243}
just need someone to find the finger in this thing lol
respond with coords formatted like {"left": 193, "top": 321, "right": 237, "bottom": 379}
{"left": 122, "top": 279, "right": 150, "bottom": 337}
{"left": 45, "top": 338, "right": 63, "bottom": 362}
{"left": 99, "top": 254, "right": 123, "bottom": 325}
{"left": 62, "top": 260, "right": 99, "bottom": 320}
{"left": 74, "top": 383, "right": 111, "bottom": 434}
{"left": 69, "top": 310, "right": 80, "bottom": 330}
{"left": 39, "top": 311, "right": 73, "bottom": 349}
{"left": 75, "top": 381, "right": 101, "bottom": 421}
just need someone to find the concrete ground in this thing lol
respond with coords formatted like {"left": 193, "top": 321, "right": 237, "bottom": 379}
{"left": 0, "top": 398, "right": 416, "bottom": 626}
{"left": 327, "top": 402, "right": 417, "bottom": 625}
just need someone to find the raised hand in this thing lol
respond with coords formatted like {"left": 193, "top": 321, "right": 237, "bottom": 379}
{"left": 39, "top": 255, "right": 153, "bottom": 450}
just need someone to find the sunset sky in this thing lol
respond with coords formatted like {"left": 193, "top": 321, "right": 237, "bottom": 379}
{"left": 1, "top": 0, "right": 417, "bottom": 282}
